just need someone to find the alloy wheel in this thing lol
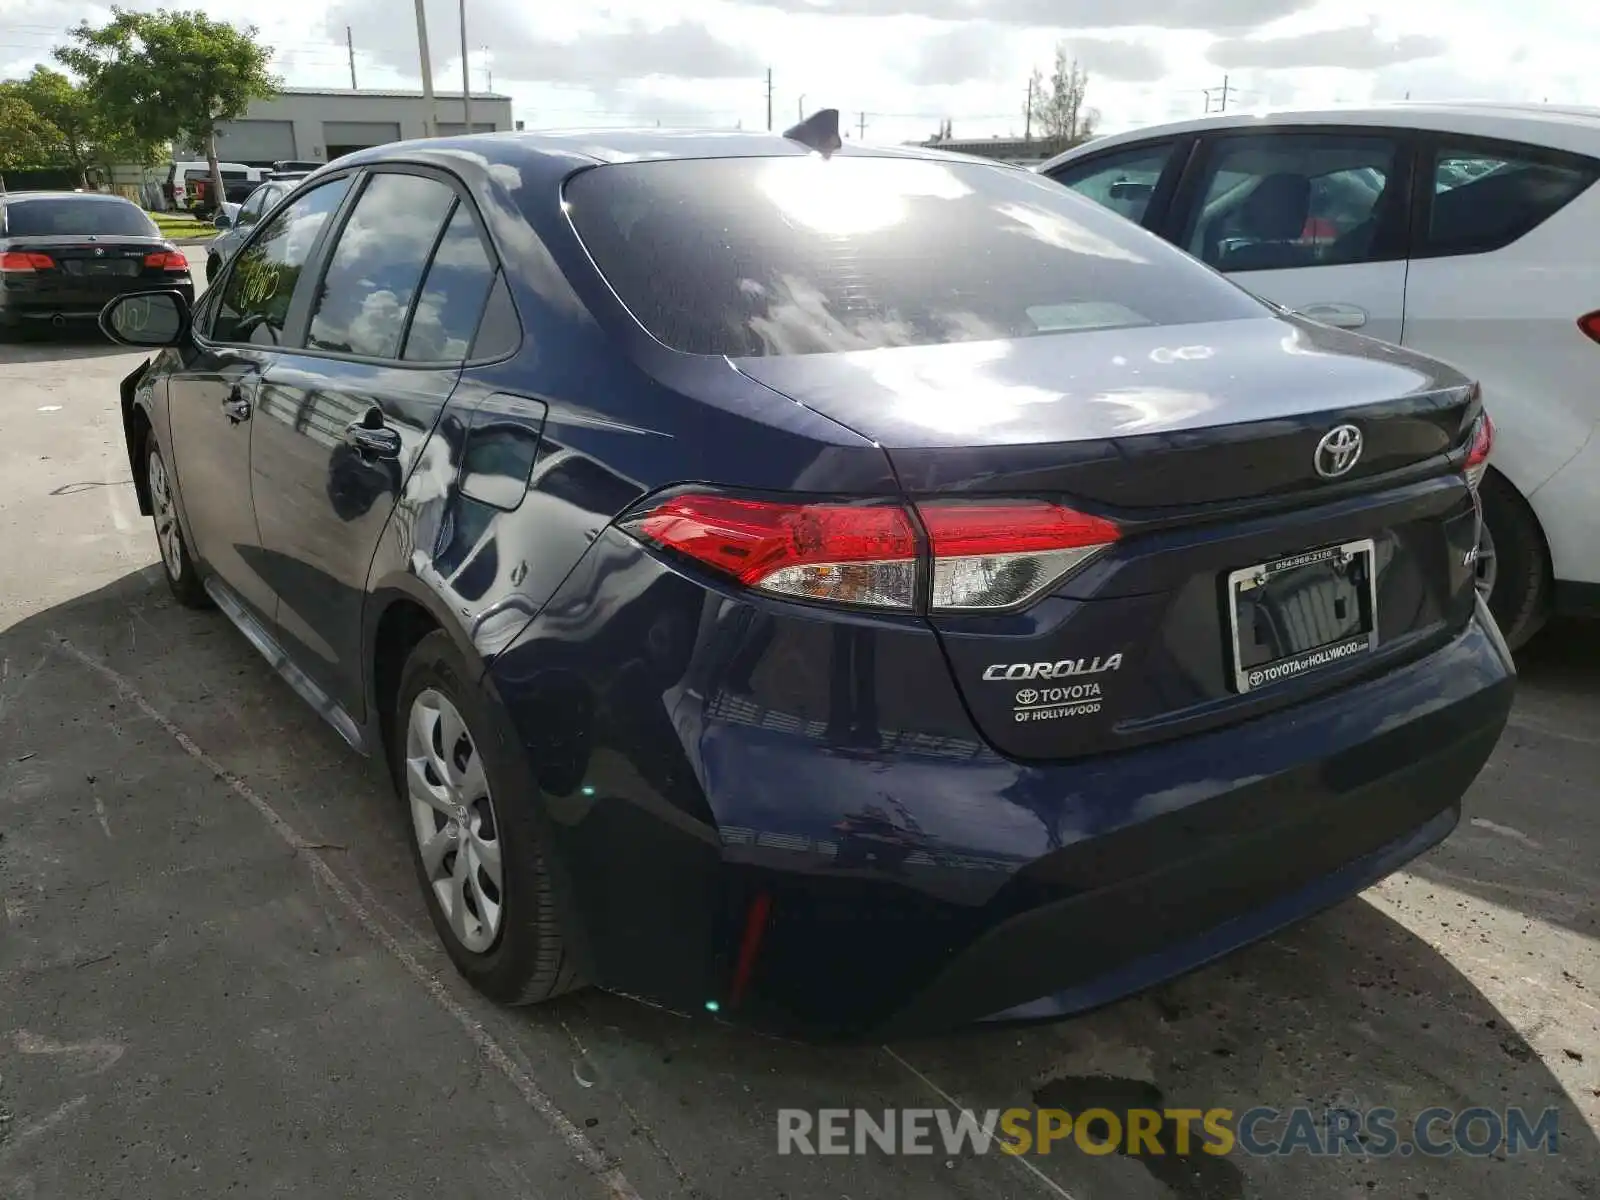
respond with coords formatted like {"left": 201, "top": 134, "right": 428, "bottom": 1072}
{"left": 148, "top": 448, "right": 184, "bottom": 580}
{"left": 405, "top": 688, "right": 504, "bottom": 953}
{"left": 1474, "top": 520, "right": 1498, "bottom": 604}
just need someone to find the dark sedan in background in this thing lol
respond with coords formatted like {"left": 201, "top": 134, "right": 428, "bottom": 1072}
{"left": 98, "top": 114, "right": 1512, "bottom": 1039}
{"left": 0, "top": 191, "right": 192, "bottom": 333}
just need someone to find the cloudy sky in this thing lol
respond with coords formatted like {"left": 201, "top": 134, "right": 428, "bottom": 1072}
{"left": 1, "top": 0, "right": 1593, "bottom": 144}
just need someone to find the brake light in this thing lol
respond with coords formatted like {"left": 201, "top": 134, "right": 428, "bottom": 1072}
{"left": 626, "top": 494, "right": 919, "bottom": 608}
{"left": 1579, "top": 311, "right": 1600, "bottom": 344}
{"left": 144, "top": 250, "right": 190, "bottom": 271}
{"left": 918, "top": 499, "right": 1120, "bottom": 610}
{"left": 622, "top": 492, "right": 1119, "bottom": 612}
{"left": 0, "top": 251, "right": 55, "bottom": 272}
{"left": 1464, "top": 411, "right": 1493, "bottom": 490}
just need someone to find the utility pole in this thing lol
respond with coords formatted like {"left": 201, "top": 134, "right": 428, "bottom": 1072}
{"left": 766, "top": 68, "right": 773, "bottom": 131}
{"left": 798, "top": 94, "right": 806, "bottom": 121}
{"left": 346, "top": 26, "right": 357, "bottom": 89}
{"left": 459, "top": 0, "right": 472, "bottom": 135}
{"left": 1203, "top": 73, "right": 1233, "bottom": 113}
{"left": 1024, "top": 74, "right": 1034, "bottom": 140}
{"left": 857, "top": 111, "right": 867, "bottom": 139}
{"left": 484, "top": 46, "right": 491, "bottom": 92}
{"left": 414, "top": 0, "right": 437, "bottom": 136}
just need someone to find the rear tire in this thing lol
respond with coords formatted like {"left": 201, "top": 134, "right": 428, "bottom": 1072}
{"left": 144, "top": 434, "right": 211, "bottom": 609}
{"left": 205, "top": 254, "right": 219, "bottom": 285}
{"left": 1477, "top": 469, "right": 1550, "bottom": 652}
{"left": 392, "top": 630, "right": 579, "bottom": 1006}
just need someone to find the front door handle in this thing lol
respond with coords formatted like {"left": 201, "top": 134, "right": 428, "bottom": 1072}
{"left": 222, "top": 386, "right": 251, "bottom": 422}
{"left": 344, "top": 418, "right": 401, "bottom": 460}
{"left": 1295, "top": 302, "right": 1368, "bottom": 329}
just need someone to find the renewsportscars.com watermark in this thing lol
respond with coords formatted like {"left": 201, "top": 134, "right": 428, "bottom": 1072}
{"left": 777, "top": 1106, "right": 1562, "bottom": 1158}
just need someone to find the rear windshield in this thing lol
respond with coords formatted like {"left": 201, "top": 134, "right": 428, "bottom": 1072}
{"left": 3, "top": 198, "right": 158, "bottom": 238}
{"left": 564, "top": 154, "right": 1265, "bottom": 356}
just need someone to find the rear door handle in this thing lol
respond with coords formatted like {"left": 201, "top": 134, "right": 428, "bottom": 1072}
{"left": 1295, "top": 302, "right": 1368, "bottom": 329}
{"left": 344, "top": 418, "right": 401, "bottom": 460}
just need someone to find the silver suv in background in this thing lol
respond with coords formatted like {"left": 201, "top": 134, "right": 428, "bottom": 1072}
{"left": 207, "top": 179, "right": 296, "bottom": 283}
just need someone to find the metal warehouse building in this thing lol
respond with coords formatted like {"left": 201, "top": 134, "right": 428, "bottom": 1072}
{"left": 184, "top": 86, "right": 515, "bottom": 166}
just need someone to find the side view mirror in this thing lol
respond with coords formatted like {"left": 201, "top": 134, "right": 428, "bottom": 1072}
{"left": 213, "top": 211, "right": 232, "bottom": 229}
{"left": 100, "top": 290, "right": 191, "bottom": 348}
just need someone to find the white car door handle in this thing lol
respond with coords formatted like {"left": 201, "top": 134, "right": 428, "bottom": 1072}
{"left": 1295, "top": 303, "right": 1368, "bottom": 329}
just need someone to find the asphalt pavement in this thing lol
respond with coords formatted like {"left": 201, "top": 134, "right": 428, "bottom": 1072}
{"left": 1, "top": 255, "right": 1596, "bottom": 1199}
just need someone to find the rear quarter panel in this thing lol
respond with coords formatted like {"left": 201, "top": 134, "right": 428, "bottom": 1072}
{"left": 1401, "top": 182, "right": 1600, "bottom": 582}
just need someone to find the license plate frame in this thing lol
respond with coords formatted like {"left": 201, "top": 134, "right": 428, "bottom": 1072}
{"left": 1226, "top": 537, "right": 1379, "bottom": 694}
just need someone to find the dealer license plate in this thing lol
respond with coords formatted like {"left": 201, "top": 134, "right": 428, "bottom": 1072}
{"left": 1227, "top": 538, "right": 1378, "bottom": 693}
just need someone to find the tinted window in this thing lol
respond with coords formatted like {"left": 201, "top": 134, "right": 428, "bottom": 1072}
{"left": 213, "top": 176, "right": 353, "bottom": 346}
{"left": 236, "top": 187, "right": 268, "bottom": 226}
{"left": 306, "top": 172, "right": 456, "bottom": 359}
{"left": 3, "top": 198, "right": 157, "bottom": 238}
{"left": 469, "top": 274, "right": 521, "bottom": 360}
{"left": 564, "top": 155, "right": 1262, "bottom": 357}
{"left": 402, "top": 204, "right": 497, "bottom": 362}
{"left": 1425, "top": 145, "right": 1599, "bottom": 256}
{"left": 1049, "top": 142, "right": 1176, "bottom": 224}
{"left": 1184, "top": 133, "right": 1400, "bottom": 272}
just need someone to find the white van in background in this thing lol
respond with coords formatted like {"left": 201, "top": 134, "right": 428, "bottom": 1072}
{"left": 162, "top": 160, "right": 264, "bottom": 213}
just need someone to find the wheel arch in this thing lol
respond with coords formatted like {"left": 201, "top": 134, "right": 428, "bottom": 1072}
{"left": 363, "top": 576, "right": 488, "bottom": 770}
{"left": 120, "top": 360, "right": 155, "bottom": 515}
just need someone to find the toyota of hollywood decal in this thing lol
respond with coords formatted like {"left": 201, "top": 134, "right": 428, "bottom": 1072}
{"left": 1012, "top": 681, "right": 1104, "bottom": 722}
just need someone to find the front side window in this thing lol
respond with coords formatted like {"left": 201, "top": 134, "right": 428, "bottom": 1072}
{"left": 1184, "top": 133, "right": 1400, "bottom": 272}
{"left": 1425, "top": 144, "right": 1599, "bottom": 256}
{"left": 563, "top": 154, "right": 1263, "bottom": 357}
{"left": 306, "top": 172, "right": 457, "bottom": 359}
{"left": 1049, "top": 142, "right": 1177, "bottom": 225}
{"left": 212, "top": 175, "right": 353, "bottom": 347}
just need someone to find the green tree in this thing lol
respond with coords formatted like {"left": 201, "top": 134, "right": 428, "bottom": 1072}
{"left": 8, "top": 66, "right": 159, "bottom": 188}
{"left": 55, "top": 7, "right": 278, "bottom": 208}
{"left": 0, "top": 87, "right": 60, "bottom": 187}
{"left": 1027, "top": 44, "right": 1098, "bottom": 149}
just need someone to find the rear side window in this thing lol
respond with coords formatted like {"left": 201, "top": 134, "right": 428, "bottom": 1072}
{"left": 402, "top": 204, "right": 498, "bottom": 362}
{"left": 563, "top": 155, "right": 1264, "bottom": 357}
{"left": 2, "top": 198, "right": 157, "bottom": 238}
{"left": 1182, "top": 132, "right": 1400, "bottom": 272}
{"left": 1424, "top": 144, "right": 1599, "bottom": 257}
{"left": 306, "top": 172, "right": 457, "bottom": 359}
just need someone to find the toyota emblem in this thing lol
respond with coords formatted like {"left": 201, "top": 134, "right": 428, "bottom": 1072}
{"left": 1314, "top": 424, "right": 1363, "bottom": 478}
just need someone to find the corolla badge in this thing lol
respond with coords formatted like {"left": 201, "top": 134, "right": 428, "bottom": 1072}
{"left": 1314, "top": 424, "right": 1363, "bottom": 479}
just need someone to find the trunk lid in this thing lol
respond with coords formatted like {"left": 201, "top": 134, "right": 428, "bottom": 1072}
{"left": 736, "top": 313, "right": 1485, "bottom": 762}
{"left": 2, "top": 235, "right": 182, "bottom": 294}
{"left": 732, "top": 314, "right": 1475, "bottom": 504}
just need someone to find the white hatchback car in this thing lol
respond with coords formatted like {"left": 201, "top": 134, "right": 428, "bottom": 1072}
{"left": 1040, "top": 102, "right": 1600, "bottom": 649}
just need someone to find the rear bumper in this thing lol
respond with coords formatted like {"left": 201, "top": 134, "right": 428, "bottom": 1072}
{"left": 0, "top": 280, "right": 193, "bottom": 322}
{"left": 488, "top": 544, "right": 1514, "bottom": 1038}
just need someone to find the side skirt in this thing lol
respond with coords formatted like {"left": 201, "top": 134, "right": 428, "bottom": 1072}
{"left": 203, "top": 575, "right": 369, "bottom": 755}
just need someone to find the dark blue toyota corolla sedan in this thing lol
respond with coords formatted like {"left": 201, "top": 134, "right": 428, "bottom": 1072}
{"left": 100, "top": 115, "right": 1513, "bottom": 1039}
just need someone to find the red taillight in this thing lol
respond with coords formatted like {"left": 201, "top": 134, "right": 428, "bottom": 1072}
{"left": 0, "top": 251, "right": 55, "bottom": 272}
{"left": 1464, "top": 410, "right": 1493, "bottom": 490}
{"left": 1579, "top": 311, "right": 1600, "bottom": 344}
{"left": 918, "top": 499, "right": 1120, "bottom": 610}
{"left": 626, "top": 493, "right": 919, "bottom": 609}
{"left": 144, "top": 250, "right": 189, "bottom": 271}
{"left": 623, "top": 492, "right": 1118, "bottom": 612}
